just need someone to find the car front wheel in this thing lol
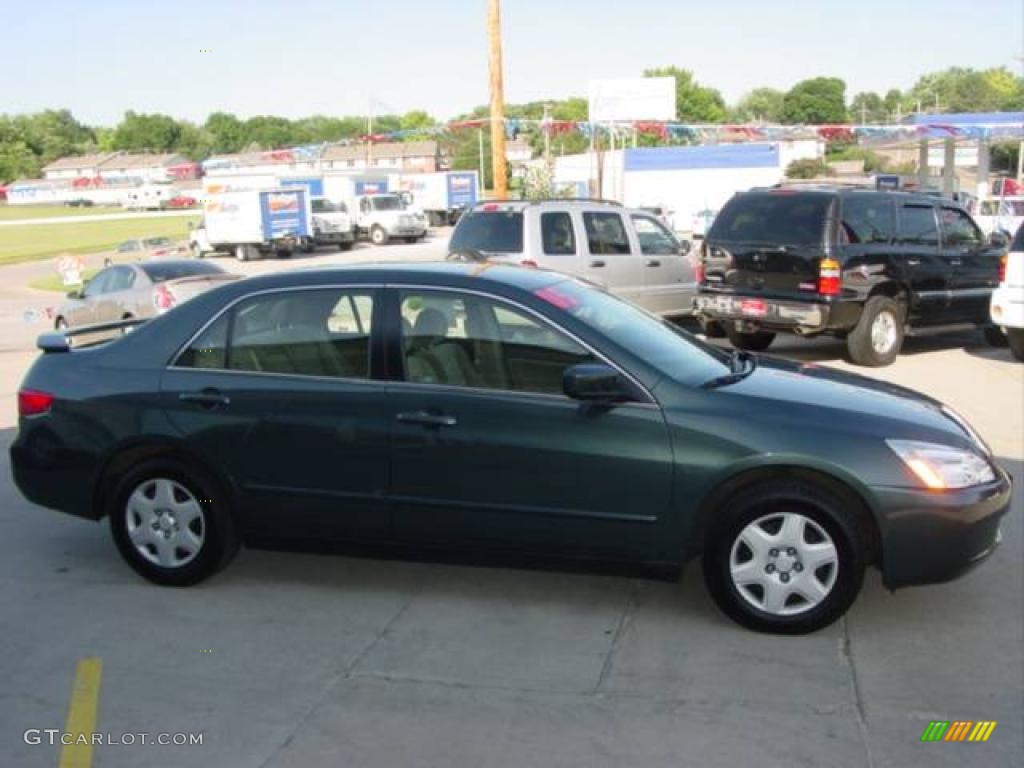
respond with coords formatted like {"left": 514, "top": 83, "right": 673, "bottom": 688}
{"left": 703, "top": 481, "right": 866, "bottom": 634}
{"left": 108, "top": 458, "right": 239, "bottom": 586}
{"left": 1008, "top": 328, "right": 1024, "bottom": 362}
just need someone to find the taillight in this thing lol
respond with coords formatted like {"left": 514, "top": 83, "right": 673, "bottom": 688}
{"left": 19, "top": 389, "right": 54, "bottom": 417}
{"left": 695, "top": 259, "right": 705, "bottom": 284}
{"left": 999, "top": 254, "right": 1007, "bottom": 283}
{"left": 153, "top": 284, "right": 176, "bottom": 312}
{"left": 520, "top": 259, "right": 538, "bottom": 268}
{"left": 818, "top": 258, "right": 841, "bottom": 296}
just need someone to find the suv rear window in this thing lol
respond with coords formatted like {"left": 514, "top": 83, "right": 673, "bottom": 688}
{"left": 709, "top": 193, "right": 831, "bottom": 246}
{"left": 450, "top": 210, "right": 524, "bottom": 254}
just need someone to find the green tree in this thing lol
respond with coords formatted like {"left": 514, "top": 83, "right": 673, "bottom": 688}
{"left": 883, "top": 89, "right": 904, "bottom": 120}
{"left": 242, "top": 115, "right": 294, "bottom": 150}
{"left": 910, "top": 67, "right": 1024, "bottom": 113}
{"left": 785, "top": 158, "right": 833, "bottom": 179}
{"left": 112, "top": 111, "right": 182, "bottom": 152}
{"left": 849, "top": 92, "right": 887, "bottom": 123}
{"left": 22, "top": 109, "right": 94, "bottom": 162}
{"left": 731, "top": 88, "right": 785, "bottom": 122}
{"left": 203, "top": 112, "right": 249, "bottom": 154}
{"left": 0, "top": 117, "right": 41, "bottom": 182}
{"left": 643, "top": 66, "right": 727, "bottom": 122}
{"left": 781, "top": 78, "right": 848, "bottom": 124}
{"left": 398, "top": 110, "right": 436, "bottom": 131}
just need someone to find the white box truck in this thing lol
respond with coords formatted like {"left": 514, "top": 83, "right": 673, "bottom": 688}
{"left": 189, "top": 188, "right": 312, "bottom": 261}
{"left": 397, "top": 171, "right": 479, "bottom": 227}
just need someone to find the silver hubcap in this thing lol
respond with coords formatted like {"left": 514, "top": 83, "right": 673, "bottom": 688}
{"left": 729, "top": 512, "right": 839, "bottom": 616}
{"left": 870, "top": 310, "right": 898, "bottom": 354}
{"left": 125, "top": 478, "right": 205, "bottom": 568}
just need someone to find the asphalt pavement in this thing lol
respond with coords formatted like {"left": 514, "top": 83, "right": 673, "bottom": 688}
{"left": 0, "top": 236, "right": 1020, "bottom": 767}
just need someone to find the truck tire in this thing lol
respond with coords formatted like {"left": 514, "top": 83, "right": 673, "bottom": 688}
{"left": 191, "top": 243, "right": 204, "bottom": 259}
{"left": 983, "top": 325, "right": 1008, "bottom": 347}
{"left": 370, "top": 226, "right": 389, "bottom": 246}
{"left": 846, "top": 295, "right": 904, "bottom": 366}
{"left": 726, "top": 328, "right": 775, "bottom": 351}
{"left": 235, "top": 245, "right": 249, "bottom": 262}
{"left": 1008, "top": 328, "right": 1024, "bottom": 362}
{"left": 276, "top": 249, "right": 292, "bottom": 259}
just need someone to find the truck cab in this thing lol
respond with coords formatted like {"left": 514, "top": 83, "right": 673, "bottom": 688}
{"left": 309, "top": 197, "right": 355, "bottom": 251}
{"left": 353, "top": 193, "right": 427, "bottom": 246}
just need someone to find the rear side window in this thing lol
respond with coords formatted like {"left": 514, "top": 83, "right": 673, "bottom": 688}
{"left": 709, "top": 193, "right": 830, "bottom": 246}
{"left": 176, "top": 314, "right": 229, "bottom": 370}
{"left": 840, "top": 197, "right": 895, "bottom": 244}
{"left": 899, "top": 206, "right": 939, "bottom": 246}
{"left": 939, "top": 208, "right": 983, "bottom": 247}
{"left": 541, "top": 212, "right": 576, "bottom": 255}
{"left": 449, "top": 211, "right": 524, "bottom": 253}
{"left": 583, "top": 212, "right": 631, "bottom": 254}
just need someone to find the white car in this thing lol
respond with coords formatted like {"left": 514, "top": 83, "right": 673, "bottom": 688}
{"left": 990, "top": 225, "right": 1024, "bottom": 361}
{"left": 974, "top": 197, "right": 1024, "bottom": 238}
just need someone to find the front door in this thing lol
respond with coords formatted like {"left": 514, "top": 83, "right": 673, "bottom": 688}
{"left": 161, "top": 286, "right": 391, "bottom": 542}
{"left": 385, "top": 286, "right": 674, "bottom": 560}
{"left": 630, "top": 212, "right": 695, "bottom": 315}
{"left": 896, "top": 203, "right": 950, "bottom": 325}
{"left": 579, "top": 210, "right": 649, "bottom": 307}
{"left": 939, "top": 206, "right": 1003, "bottom": 323}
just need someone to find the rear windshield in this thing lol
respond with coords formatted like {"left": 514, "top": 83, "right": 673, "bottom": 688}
{"left": 140, "top": 261, "right": 224, "bottom": 282}
{"left": 709, "top": 193, "right": 831, "bottom": 246}
{"left": 449, "top": 210, "right": 524, "bottom": 254}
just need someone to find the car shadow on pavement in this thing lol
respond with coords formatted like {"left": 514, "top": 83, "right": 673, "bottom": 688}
{"left": 746, "top": 329, "right": 1002, "bottom": 365}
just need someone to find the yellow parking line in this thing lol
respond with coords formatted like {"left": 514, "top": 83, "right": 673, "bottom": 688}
{"left": 59, "top": 658, "right": 102, "bottom": 768}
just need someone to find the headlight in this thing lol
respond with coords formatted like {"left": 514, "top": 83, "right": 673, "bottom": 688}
{"left": 886, "top": 439, "right": 995, "bottom": 490}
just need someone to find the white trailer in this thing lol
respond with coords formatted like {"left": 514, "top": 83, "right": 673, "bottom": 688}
{"left": 189, "top": 187, "right": 312, "bottom": 261}
{"left": 396, "top": 171, "right": 480, "bottom": 226}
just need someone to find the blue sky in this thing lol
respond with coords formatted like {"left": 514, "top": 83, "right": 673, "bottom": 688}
{"left": 2, "top": 0, "right": 1021, "bottom": 125}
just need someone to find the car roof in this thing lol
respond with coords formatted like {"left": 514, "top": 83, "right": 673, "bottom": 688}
{"left": 739, "top": 186, "right": 955, "bottom": 207}
{"left": 467, "top": 198, "right": 624, "bottom": 212}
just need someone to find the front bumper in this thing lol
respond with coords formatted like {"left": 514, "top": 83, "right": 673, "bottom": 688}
{"left": 694, "top": 292, "right": 833, "bottom": 333}
{"left": 990, "top": 286, "right": 1024, "bottom": 330}
{"left": 387, "top": 226, "right": 427, "bottom": 237}
{"left": 314, "top": 231, "right": 355, "bottom": 244}
{"left": 876, "top": 466, "right": 1012, "bottom": 589}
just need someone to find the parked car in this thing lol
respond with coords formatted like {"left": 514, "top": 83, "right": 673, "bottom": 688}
{"left": 164, "top": 195, "right": 197, "bottom": 209}
{"left": 13, "top": 263, "right": 1010, "bottom": 634}
{"left": 66, "top": 198, "right": 94, "bottom": 207}
{"left": 448, "top": 199, "right": 696, "bottom": 317}
{"left": 117, "top": 237, "right": 177, "bottom": 259}
{"left": 990, "top": 224, "right": 1024, "bottom": 361}
{"left": 54, "top": 260, "right": 238, "bottom": 334}
{"left": 695, "top": 188, "right": 1009, "bottom": 366}
{"left": 973, "top": 196, "right": 1024, "bottom": 238}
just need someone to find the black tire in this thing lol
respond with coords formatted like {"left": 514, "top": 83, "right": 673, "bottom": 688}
{"left": 276, "top": 249, "right": 292, "bottom": 259}
{"left": 725, "top": 328, "right": 775, "bottom": 351}
{"left": 55, "top": 317, "right": 68, "bottom": 331}
{"left": 699, "top": 319, "right": 728, "bottom": 339}
{"left": 108, "top": 458, "right": 239, "bottom": 587}
{"left": 983, "top": 325, "right": 1008, "bottom": 347}
{"left": 1008, "top": 328, "right": 1024, "bottom": 362}
{"left": 703, "top": 481, "right": 867, "bottom": 634}
{"left": 339, "top": 241, "right": 354, "bottom": 251}
{"left": 370, "top": 226, "right": 388, "bottom": 246}
{"left": 846, "top": 295, "right": 904, "bottom": 367}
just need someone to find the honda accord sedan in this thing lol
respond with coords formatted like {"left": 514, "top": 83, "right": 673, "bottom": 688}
{"left": 10, "top": 263, "right": 1011, "bottom": 633}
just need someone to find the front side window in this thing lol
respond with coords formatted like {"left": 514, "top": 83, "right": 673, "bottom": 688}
{"left": 118, "top": 241, "right": 140, "bottom": 253}
{"left": 631, "top": 214, "right": 680, "bottom": 255}
{"left": 840, "top": 196, "right": 895, "bottom": 244}
{"left": 541, "top": 212, "right": 576, "bottom": 255}
{"left": 583, "top": 212, "right": 631, "bottom": 255}
{"left": 939, "top": 208, "right": 983, "bottom": 247}
{"left": 175, "top": 289, "right": 375, "bottom": 379}
{"left": 899, "top": 205, "right": 940, "bottom": 246}
{"left": 399, "top": 290, "right": 594, "bottom": 395}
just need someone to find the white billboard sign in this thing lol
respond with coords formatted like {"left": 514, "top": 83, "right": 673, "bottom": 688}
{"left": 588, "top": 77, "right": 676, "bottom": 123}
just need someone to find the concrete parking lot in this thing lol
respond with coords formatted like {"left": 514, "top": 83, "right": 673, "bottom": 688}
{"left": 0, "top": 236, "right": 1021, "bottom": 767}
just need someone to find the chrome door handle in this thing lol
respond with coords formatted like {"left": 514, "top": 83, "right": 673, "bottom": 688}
{"left": 179, "top": 389, "right": 230, "bottom": 409}
{"left": 645, "top": 259, "right": 661, "bottom": 267}
{"left": 950, "top": 258, "right": 963, "bottom": 266}
{"left": 396, "top": 411, "right": 457, "bottom": 428}
{"left": 589, "top": 259, "right": 606, "bottom": 268}
{"left": 906, "top": 258, "right": 921, "bottom": 266}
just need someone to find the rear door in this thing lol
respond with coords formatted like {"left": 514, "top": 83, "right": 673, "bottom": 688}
{"left": 939, "top": 206, "right": 1002, "bottom": 323}
{"left": 630, "top": 212, "right": 695, "bottom": 315}
{"left": 895, "top": 203, "right": 950, "bottom": 324}
{"left": 703, "top": 191, "right": 833, "bottom": 300}
{"left": 580, "top": 209, "right": 647, "bottom": 305}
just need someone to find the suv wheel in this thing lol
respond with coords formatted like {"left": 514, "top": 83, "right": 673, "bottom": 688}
{"left": 108, "top": 458, "right": 239, "bottom": 586}
{"left": 726, "top": 328, "right": 775, "bottom": 351}
{"left": 846, "top": 295, "right": 904, "bottom": 366}
{"left": 1008, "top": 328, "right": 1024, "bottom": 362}
{"left": 703, "top": 481, "right": 866, "bottom": 634}
{"left": 983, "top": 325, "right": 1008, "bottom": 348}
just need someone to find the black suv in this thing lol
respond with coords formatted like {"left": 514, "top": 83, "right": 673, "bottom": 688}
{"left": 694, "top": 187, "right": 1008, "bottom": 366}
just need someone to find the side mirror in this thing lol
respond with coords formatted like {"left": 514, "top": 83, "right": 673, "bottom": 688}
{"left": 989, "top": 231, "right": 1009, "bottom": 248}
{"left": 563, "top": 363, "right": 631, "bottom": 402}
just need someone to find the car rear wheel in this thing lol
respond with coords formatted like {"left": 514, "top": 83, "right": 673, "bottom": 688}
{"left": 725, "top": 328, "right": 775, "bottom": 351}
{"left": 703, "top": 481, "right": 866, "bottom": 634}
{"left": 1008, "top": 328, "right": 1024, "bottom": 362}
{"left": 983, "top": 325, "right": 1008, "bottom": 347}
{"left": 846, "top": 295, "right": 904, "bottom": 366}
{"left": 108, "top": 458, "right": 239, "bottom": 586}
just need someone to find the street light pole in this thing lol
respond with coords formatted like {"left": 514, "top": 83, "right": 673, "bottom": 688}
{"left": 487, "top": 0, "right": 508, "bottom": 199}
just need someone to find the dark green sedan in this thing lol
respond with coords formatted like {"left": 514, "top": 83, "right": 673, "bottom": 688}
{"left": 10, "top": 263, "right": 1011, "bottom": 633}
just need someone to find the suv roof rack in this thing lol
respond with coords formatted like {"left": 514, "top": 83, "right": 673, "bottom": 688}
{"left": 471, "top": 197, "right": 623, "bottom": 208}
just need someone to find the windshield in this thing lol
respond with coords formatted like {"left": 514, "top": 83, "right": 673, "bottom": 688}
{"left": 710, "top": 192, "right": 831, "bottom": 246}
{"left": 312, "top": 199, "right": 344, "bottom": 213}
{"left": 449, "top": 210, "right": 524, "bottom": 253}
{"left": 371, "top": 196, "right": 402, "bottom": 211}
{"left": 143, "top": 237, "right": 172, "bottom": 247}
{"left": 534, "top": 279, "right": 731, "bottom": 387}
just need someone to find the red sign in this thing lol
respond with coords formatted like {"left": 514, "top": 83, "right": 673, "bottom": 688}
{"left": 740, "top": 299, "right": 767, "bottom": 317}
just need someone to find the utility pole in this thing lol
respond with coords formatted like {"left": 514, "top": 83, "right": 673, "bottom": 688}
{"left": 487, "top": 0, "right": 508, "bottom": 199}
{"left": 366, "top": 96, "right": 374, "bottom": 169}
{"left": 478, "top": 128, "right": 486, "bottom": 190}
{"left": 542, "top": 103, "right": 552, "bottom": 166}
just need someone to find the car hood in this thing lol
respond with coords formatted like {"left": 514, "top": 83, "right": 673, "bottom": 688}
{"left": 708, "top": 355, "right": 974, "bottom": 445}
